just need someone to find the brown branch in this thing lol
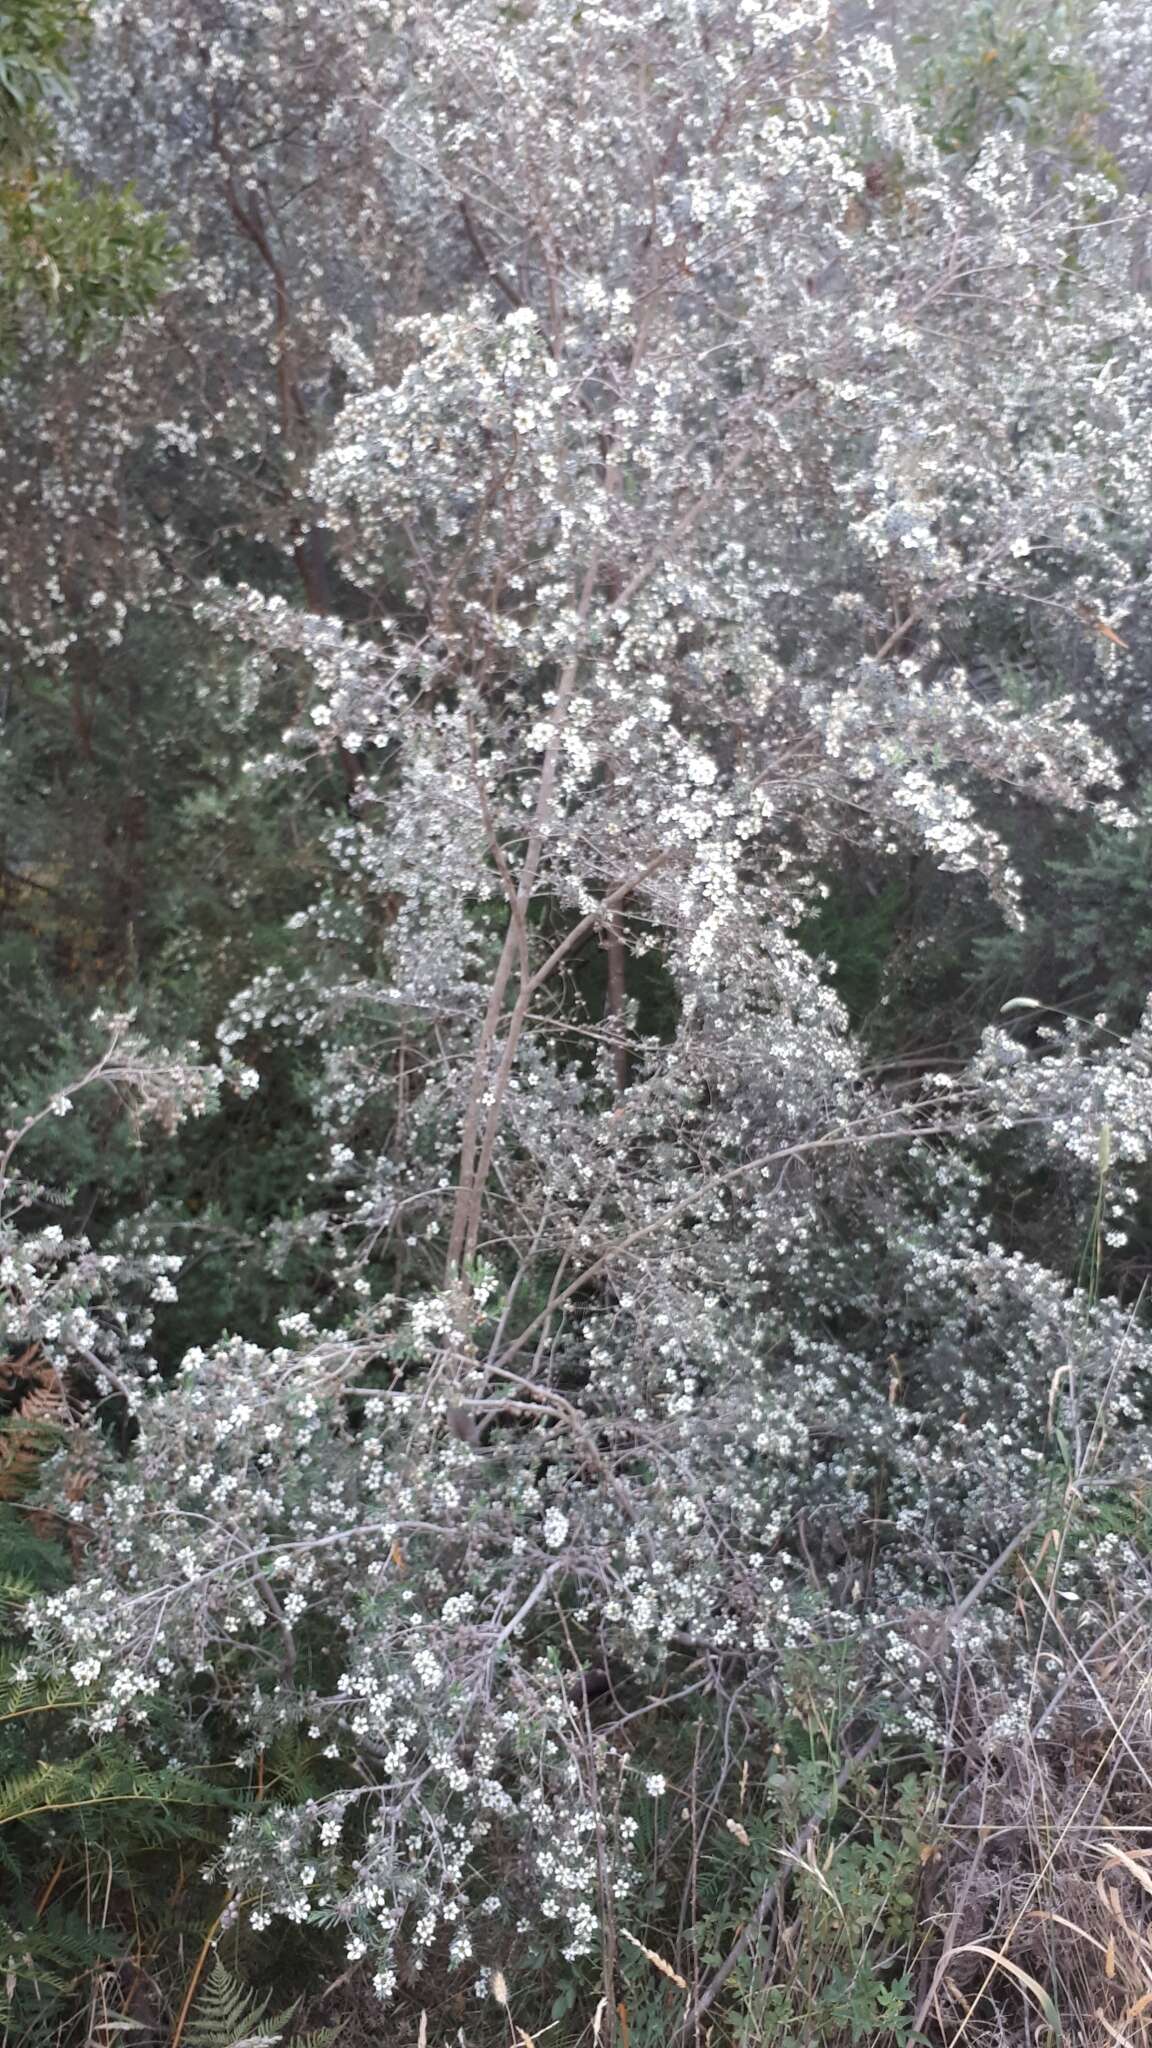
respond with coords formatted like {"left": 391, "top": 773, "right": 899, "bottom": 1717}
{"left": 458, "top": 195, "right": 525, "bottom": 310}
{"left": 605, "top": 910, "right": 630, "bottom": 1095}
{"left": 446, "top": 559, "right": 600, "bottom": 1276}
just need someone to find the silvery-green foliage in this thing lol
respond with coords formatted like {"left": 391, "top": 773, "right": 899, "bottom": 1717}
{"left": 14, "top": 0, "right": 1152, "bottom": 2004}
{"left": 1, "top": 1016, "right": 227, "bottom": 1399}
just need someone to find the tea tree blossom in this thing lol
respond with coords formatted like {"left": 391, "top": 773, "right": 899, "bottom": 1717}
{"left": 11, "top": 0, "right": 1152, "bottom": 2010}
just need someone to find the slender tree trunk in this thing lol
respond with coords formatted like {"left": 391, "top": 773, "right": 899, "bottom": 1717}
{"left": 604, "top": 909, "right": 629, "bottom": 1095}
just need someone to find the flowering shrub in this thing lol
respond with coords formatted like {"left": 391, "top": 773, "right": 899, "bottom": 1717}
{"left": 5, "top": 0, "right": 1152, "bottom": 2039}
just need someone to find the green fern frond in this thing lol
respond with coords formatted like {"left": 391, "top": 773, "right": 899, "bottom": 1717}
{"left": 184, "top": 1955, "right": 297, "bottom": 2048}
{"left": 0, "top": 1506, "right": 70, "bottom": 1598}
{"left": 0, "top": 1651, "right": 83, "bottom": 1722}
{"left": 0, "top": 1753, "right": 239, "bottom": 1830}
{"left": 0, "top": 1757, "right": 84, "bottom": 1824}
{"left": 0, "top": 1907, "right": 119, "bottom": 2034}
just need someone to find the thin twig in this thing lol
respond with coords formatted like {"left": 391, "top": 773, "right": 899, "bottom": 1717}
{"left": 671, "top": 1725, "right": 883, "bottom": 2042}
